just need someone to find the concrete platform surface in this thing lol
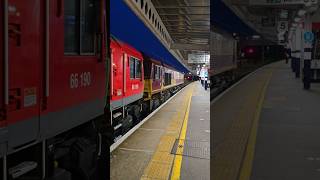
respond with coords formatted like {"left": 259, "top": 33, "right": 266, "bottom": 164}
{"left": 212, "top": 60, "right": 320, "bottom": 180}
{"left": 111, "top": 82, "right": 210, "bottom": 180}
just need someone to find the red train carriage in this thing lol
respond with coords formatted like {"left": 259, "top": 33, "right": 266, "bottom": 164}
{"left": 143, "top": 56, "right": 163, "bottom": 98}
{"left": 142, "top": 55, "right": 185, "bottom": 115}
{"left": 109, "top": 39, "right": 186, "bottom": 142}
{"left": 110, "top": 39, "right": 144, "bottom": 139}
{"left": 1, "top": 1, "right": 108, "bottom": 179}
{"left": 163, "top": 65, "right": 184, "bottom": 89}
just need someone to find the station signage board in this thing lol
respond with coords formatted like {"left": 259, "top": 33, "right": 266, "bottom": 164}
{"left": 277, "top": 21, "right": 288, "bottom": 33}
{"left": 304, "top": 31, "right": 314, "bottom": 43}
{"left": 280, "top": 10, "right": 288, "bottom": 19}
{"left": 188, "top": 53, "right": 210, "bottom": 64}
{"left": 250, "top": 0, "right": 317, "bottom": 5}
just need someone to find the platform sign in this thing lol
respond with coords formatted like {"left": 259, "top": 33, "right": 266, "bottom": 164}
{"left": 188, "top": 53, "right": 210, "bottom": 64}
{"left": 250, "top": 0, "right": 317, "bottom": 5}
{"left": 304, "top": 31, "right": 314, "bottom": 43}
{"left": 280, "top": 10, "right": 288, "bottom": 19}
{"left": 277, "top": 21, "right": 288, "bottom": 33}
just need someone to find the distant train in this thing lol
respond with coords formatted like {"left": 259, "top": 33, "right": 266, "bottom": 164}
{"left": 211, "top": 31, "right": 286, "bottom": 79}
{"left": 110, "top": 38, "right": 187, "bottom": 141}
{"left": 211, "top": 31, "right": 237, "bottom": 77}
{"left": 240, "top": 45, "right": 286, "bottom": 61}
{"left": 211, "top": 30, "right": 287, "bottom": 99}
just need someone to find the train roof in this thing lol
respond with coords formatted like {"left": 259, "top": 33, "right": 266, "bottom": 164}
{"left": 111, "top": 37, "right": 182, "bottom": 73}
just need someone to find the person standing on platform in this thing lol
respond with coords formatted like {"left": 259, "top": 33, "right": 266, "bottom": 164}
{"left": 286, "top": 48, "right": 291, "bottom": 64}
{"left": 204, "top": 77, "right": 208, "bottom": 90}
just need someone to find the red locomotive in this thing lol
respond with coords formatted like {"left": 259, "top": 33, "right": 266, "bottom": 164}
{"left": 1, "top": 1, "right": 188, "bottom": 180}
{"left": 110, "top": 38, "right": 185, "bottom": 141}
{"left": 1, "top": 1, "right": 109, "bottom": 180}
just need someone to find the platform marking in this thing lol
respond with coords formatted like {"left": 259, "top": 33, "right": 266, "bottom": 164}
{"left": 139, "top": 128, "right": 166, "bottom": 132}
{"left": 141, "top": 84, "right": 194, "bottom": 180}
{"left": 119, "top": 147, "right": 154, "bottom": 153}
{"left": 170, "top": 87, "right": 193, "bottom": 180}
{"left": 211, "top": 63, "right": 279, "bottom": 180}
{"left": 239, "top": 70, "right": 273, "bottom": 180}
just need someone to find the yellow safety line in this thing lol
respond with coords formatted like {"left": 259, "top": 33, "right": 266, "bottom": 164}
{"left": 140, "top": 84, "right": 194, "bottom": 180}
{"left": 239, "top": 70, "right": 274, "bottom": 180}
{"left": 170, "top": 88, "right": 193, "bottom": 180}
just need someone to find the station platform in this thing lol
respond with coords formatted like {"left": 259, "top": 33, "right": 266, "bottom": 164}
{"left": 212, "top": 60, "right": 320, "bottom": 180}
{"left": 111, "top": 82, "right": 210, "bottom": 180}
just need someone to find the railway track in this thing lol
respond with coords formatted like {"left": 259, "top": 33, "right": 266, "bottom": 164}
{"left": 211, "top": 60, "right": 278, "bottom": 101}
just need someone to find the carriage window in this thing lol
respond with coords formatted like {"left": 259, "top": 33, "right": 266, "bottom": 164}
{"left": 135, "top": 60, "right": 142, "bottom": 78}
{"left": 130, "top": 57, "right": 135, "bottom": 78}
{"left": 158, "top": 67, "right": 161, "bottom": 79}
{"left": 154, "top": 65, "right": 159, "bottom": 80}
{"left": 64, "top": 0, "right": 98, "bottom": 55}
{"left": 64, "top": 0, "right": 80, "bottom": 54}
{"left": 130, "top": 57, "right": 142, "bottom": 79}
{"left": 80, "top": 0, "right": 97, "bottom": 53}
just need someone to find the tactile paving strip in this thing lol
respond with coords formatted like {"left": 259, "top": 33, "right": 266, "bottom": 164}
{"left": 171, "top": 139, "right": 210, "bottom": 160}
{"left": 141, "top": 85, "right": 195, "bottom": 180}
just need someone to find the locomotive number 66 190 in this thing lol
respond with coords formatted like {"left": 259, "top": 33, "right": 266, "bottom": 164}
{"left": 70, "top": 72, "right": 92, "bottom": 89}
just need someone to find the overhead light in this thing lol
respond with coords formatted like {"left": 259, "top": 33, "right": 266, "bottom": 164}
{"left": 294, "top": 17, "right": 301, "bottom": 22}
{"left": 307, "top": 6, "right": 318, "bottom": 13}
{"left": 298, "top": 9, "right": 306, "bottom": 17}
{"left": 304, "top": 2, "right": 312, "bottom": 7}
{"left": 252, "top": 35, "right": 260, "bottom": 39}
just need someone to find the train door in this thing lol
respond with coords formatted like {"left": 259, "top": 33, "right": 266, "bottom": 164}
{"left": 110, "top": 42, "right": 124, "bottom": 109}
{"left": 152, "top": 64, "right": 162, "bottom": 90}
{"left": 0, "top": 1, "right": 4, "bottom": 122}
{"left": 6, "top": 0, "right": 43, "bottom": 148}
{"left": 123, "top": 53, "right": 128, "bottom": 99}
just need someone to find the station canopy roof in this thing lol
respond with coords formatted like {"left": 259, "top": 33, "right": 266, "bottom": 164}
{"left": 110, "top": 0, "right": 190, "bottom": 73}
{"left": 211, "top": 0, "right": 257, "bottom": 36}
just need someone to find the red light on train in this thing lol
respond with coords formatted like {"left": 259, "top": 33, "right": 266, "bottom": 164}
{"left": 247, "top": 48, "right": 254, "bottom": 54}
